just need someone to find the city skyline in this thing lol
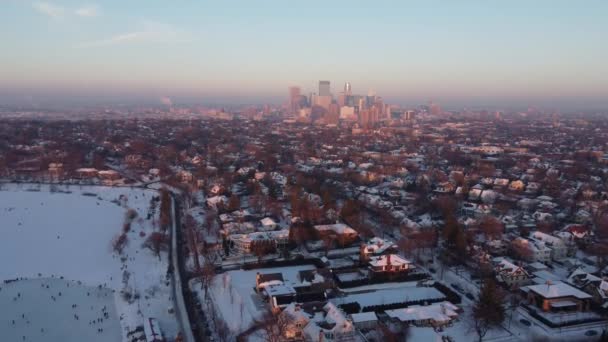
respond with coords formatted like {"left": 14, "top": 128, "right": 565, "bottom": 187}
{"left": 1, "top": 1, "right": 608, "bottom": 109}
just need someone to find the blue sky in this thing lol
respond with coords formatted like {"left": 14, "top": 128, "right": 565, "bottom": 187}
{"left": 1, "top": 0, "right": 607, "bottom": 108}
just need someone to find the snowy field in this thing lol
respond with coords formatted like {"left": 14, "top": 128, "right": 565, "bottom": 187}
{"left": 0, "top": 183, "right": 177, "bottom": 341}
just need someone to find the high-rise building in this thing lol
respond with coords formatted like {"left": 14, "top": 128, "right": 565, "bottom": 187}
{"left": 326, "top": 103, "right": 340, "bottom": 125}
{"left": 319, "top": 81, "right": 331, "bottom": 96}
{"left": 344, "top": 82, "right": 352, "bottom": 96}
{"left": 430, "top": 101, "right": 442, "bottom": 115}
{"left": 288, "top": 86, "right": 301, "bottom": 113}
{"left": 316, "top": 95, "right": 332, "bottom": 110}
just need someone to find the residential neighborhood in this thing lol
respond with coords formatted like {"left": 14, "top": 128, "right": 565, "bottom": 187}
{"left": 3, "top": 111, "right": 608, "bottom": 341}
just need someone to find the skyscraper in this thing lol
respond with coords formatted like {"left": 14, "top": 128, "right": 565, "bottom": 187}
{"left": 319, "top": 81, "right": 331, "bottom": 96}
{"left": 288, "top": 86, "right": 301, "bottom": 113}
{"left": 344, "top": 82, "right": 352, "bottom": 96}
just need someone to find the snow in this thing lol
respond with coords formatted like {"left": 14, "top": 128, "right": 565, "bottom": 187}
{"left": 332, "top": 287, "right": 445, "bottom": 308}
{"left": 385, "top": 302, "right": 458, "bottom": 324}
{"left": 524, "top": 282, "right": 591, "bottom": 299}
{"left": 0, "top": 184, "right": 177, "bottom": 341}
{"left": 0, "top": 278, "right": 121, "bottom": 342}
{"left": 350, "top": 311, "right": 377, "bottom": 323}
{"left": 314, "top": 223, "right": 357, "bottom": 235}
{"left": 200, "top": 264, "right": 317, "bottom": 334}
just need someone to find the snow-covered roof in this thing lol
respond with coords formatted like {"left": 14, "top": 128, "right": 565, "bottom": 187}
{"left": 314, "top": 223, "right": 357, "bottom": 235}
{"left": 531, "top": 231, "right": 563, "bottom": 246}
{"left": 303, "top": 302, "right": 353, "bottom": 339}
{"left": 350, "top": 312, "right": 378, "bottom": 323}
{"left": 363, "top": 237, "right": 397, "bottom": 255}
{"left": 385, "top": 302, "right": 459, "bottom": 323}
{"left": 260, "top": 217, "right": 277, "bottom": 227}
{"left": 369, "top": 254, "right": 412, "bottom": 268}
{"left": 494, "top": 258, "right": 528, "bottom": 277}
{"left": 525, "top": 281, "right": 592, "bottom": 299}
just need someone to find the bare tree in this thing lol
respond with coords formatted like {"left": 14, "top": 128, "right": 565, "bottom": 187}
{"left": 469, "top": 278, "right": 506, "bottom": 342}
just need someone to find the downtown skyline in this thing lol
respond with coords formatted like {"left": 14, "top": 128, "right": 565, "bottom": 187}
{"left": 1, "top": 0, "right": 608, "bottom": 110}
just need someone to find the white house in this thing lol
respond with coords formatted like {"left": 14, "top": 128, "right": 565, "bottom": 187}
{"left": 530, "top": 231, "right": 567, "bottom": 261}
{"left": 493, "top": 257, "right": 530, "bottom": 288}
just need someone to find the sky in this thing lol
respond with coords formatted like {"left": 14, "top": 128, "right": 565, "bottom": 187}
{"left": 0, "top": 0, "right": 607, "bottom": 109}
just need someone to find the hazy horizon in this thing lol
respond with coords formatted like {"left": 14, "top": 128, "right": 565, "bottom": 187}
{"left": 1, "top": 0, "right": 607, "bottom": 110}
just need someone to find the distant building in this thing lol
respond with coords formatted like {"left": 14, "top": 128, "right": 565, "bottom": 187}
{"left": 319, "top": 80, "right": 331, "bottom": 96}
{"left": 288, "top": 86, "right": 301, "bottom": 113}
{"left": 344, "top": 82, "right": 352, "bottom": 96}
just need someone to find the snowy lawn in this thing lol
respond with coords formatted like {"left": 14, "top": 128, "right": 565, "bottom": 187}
{"left": 199, "top": 265, "right": 317, "bottom": 334}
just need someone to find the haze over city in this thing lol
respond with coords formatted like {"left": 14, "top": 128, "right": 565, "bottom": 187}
{"left": 1, "top": 0, "right": 608, "bottom": 109}
{"left": 5, "top": 3, "right": 608, "bottom": 342}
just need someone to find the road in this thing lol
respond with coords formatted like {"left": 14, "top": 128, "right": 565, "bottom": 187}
{"left": 169, "top": 194, "right": 196, "bottom": 342}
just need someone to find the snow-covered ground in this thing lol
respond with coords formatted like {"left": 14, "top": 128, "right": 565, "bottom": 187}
{"left": 0, "top": 183, "right": 177, "bottom": 341}
{"left": 0, "top": 278, "right": 121, "bottom": 342}
{"left": 196, "top": 265, "right": 317, "bottom": 335}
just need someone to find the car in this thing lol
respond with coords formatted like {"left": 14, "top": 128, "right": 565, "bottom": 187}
{"left": 519, "top": 319, "right": 531, "bottom": 326}
{"left": 585, "top": 330, "right": 598, "bottom": 337}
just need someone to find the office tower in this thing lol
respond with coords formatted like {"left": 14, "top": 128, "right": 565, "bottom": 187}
{"left": 316, "top": 95, "right": 332, "bottom": 110}
{"left": 288, "top": 86, "right": 301, "bottom": 113}
{"left": 430, "top": 101, "right": 442, "bottom": 115}
{"left": 404, "top": 110, "right": 416, "bottom": 121}
{"left": 327, "top": 103, "right": 340, "bottom": 124}
{"left": 344, "top": 82, "right": 352, "bottom": 96}
{"left": 358, "top": 98, "right": 366, "bottom": 112}
{"left": 338, "top": 94, "right": 346, "bottom": 107}
{"left": 319, "top": 80, "right": 331, "bottom": 96}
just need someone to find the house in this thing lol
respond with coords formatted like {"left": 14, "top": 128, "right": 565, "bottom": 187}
{"left": 314, "top": 224, "right": 359, "bottom": 247}
{"left": 75, "top": 168, "right": 98, "bottom": 179}
{"left": 530, "top": 231, "right": 568, "bottom": 261}
{"left": 493, "top": 257, "right": 530, "bottom": 288}
{"left": 260, "top": 217, "right": 278, "bottom": 231}
{"left": 565, "top": 224, "right": 592, "bottom": 243}
{"left": 264, "top": 283, "right": 297, "bottom": 310}
{"left": 511, "top": 237, "right": 551, "bottom": 263}
{"left": 360, "top": 237, "right": 398, "bottom": 259}
{"left": 508, "top": 180, "right": 525, "bottom": 191}
{"left": 279, "top": 303, "right": 313, "bottom": 340}
{"left": 349, "top": 312, "right": 378, "bottom": 330}
{"left": 230, "top": 229, "right": 289, "bottom": 254}
{"left": 493, "top": 178, "right": 509, "bottom": 189}
{"left": 434, "top": 181, "right": 455, "bottom": 194}
{"left": 468, "top": 188, "right": 482, "bottom": 201}
{"left": 256, "top": 272, "right": 284, "bottom": 291}
{"left": 485, "top": 239, "right": 508, "bottom": 255}
{"left": 368, "top": 254, "right": 415, "bottom": 277}
{"left": 567, "top": 268, "right": 608, "bottom": 308}
{"left": 385, "top": 301, "right": 459, "bottom": 328}
{"left": 302, "top": 302, "right": 355, "bottom": 342}
{"left": 48, "top": 163, "right": 64, "bottom": 178}
{"left": 521, "top": 281, "right": 592, "bottom": 313}
{"left": 98, "top": 170, "right": 121, "bottom": 181}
